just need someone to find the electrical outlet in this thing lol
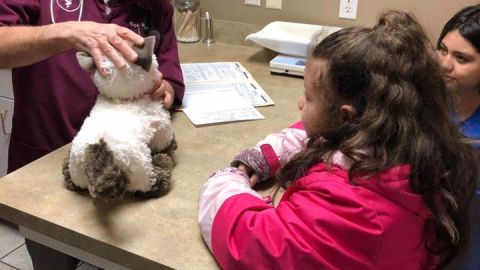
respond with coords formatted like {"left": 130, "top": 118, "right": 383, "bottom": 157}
{"left": 245, "top": 0, "right": 261, "bottom": 7}
{"left": 266, "top": 0, "right": 282, "bottom": 10}
{"left": 339, "top": 0, "right": 358, "bottom": 20}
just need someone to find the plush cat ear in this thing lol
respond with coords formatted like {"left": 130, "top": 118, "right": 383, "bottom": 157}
{"left": 133, "top": 36, "right": 155, "bottom": 71}
{"left": 76, "top": 52, "right": 96, "bottom": 72}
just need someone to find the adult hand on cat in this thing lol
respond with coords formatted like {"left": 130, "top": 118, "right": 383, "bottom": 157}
{"left": 65, "top": 21, "right": 144, "bottom": 77}
{"left": 149, "top": 70, "right": 175, "bottom": 109}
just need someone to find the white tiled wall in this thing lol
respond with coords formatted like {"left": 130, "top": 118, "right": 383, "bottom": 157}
{"left": 0, "top": 69, "right": 13, "bottom": 177}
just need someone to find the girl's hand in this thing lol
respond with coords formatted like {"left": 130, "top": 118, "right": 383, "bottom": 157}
{"left": 237, "top": 164, "right": 259, "bottom": 187}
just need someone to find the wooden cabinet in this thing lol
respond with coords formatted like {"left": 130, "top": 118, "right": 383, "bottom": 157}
{"left": 0, "top": 69, "right": 13, "bottom": 177}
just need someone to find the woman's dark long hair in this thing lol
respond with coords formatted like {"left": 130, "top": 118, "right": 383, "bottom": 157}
{"left": 437, "top": 4, "right": 480, "bottom": 52}
{"left": 277, "top": 10, "right": 479, "bottom": 268}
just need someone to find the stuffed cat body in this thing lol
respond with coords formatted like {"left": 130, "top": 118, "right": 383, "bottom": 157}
{"left": 63, "top": 36, "right": 176, "bottom": 199}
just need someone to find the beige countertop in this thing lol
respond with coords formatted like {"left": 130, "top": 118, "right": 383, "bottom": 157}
{"left": 0, "top": 42, "right": 303, "bottom": 270}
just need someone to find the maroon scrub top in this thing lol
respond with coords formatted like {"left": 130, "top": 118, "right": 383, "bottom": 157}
{"left": 0, "top": 0, "right": 185, "bottom": 172}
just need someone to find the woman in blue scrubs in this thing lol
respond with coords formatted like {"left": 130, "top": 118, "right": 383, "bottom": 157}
{"left": 437, "top": 4, "right": 480, "bottom": 269}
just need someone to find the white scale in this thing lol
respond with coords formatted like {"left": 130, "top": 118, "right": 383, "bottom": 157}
{"left": 269, "top": 54, "right": 306, "bottom": 77}
{"left": 246, "top": 22, "right": 342, "bottom": 78}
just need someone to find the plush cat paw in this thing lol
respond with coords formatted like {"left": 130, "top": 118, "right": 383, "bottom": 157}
{"left": 62, "top": 152, "right": 85, "bottom": 192}
{"left": 135, "top": 149, "right": 175, "bottom": 198}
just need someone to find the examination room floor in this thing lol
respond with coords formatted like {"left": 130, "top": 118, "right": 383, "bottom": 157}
{"left": 0, "top": 219, "right": 98, "bottom": 270}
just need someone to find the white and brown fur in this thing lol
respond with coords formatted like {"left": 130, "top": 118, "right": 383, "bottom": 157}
{"left": 62, "top": 37, "right": 177, "bottom": 200}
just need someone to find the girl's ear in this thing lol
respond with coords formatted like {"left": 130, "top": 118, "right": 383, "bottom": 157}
{"left": 340, "top": 104, "right": 357, "bottom": 123}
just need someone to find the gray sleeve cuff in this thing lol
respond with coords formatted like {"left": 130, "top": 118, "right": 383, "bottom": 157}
{"left": 231, "top": 149, "right": 270, "bottom": 182}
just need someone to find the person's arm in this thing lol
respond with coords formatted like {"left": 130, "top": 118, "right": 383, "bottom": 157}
{"left": 0, "top": 24, "right": 70, "bottom": 68}
{"left": 0, "top": 21, "right": 144, "bottom": 76}
{"left": 148, "top": 1, "right": 185, "bottom": 108}
{"left": 231, "top": 121, "right": 307, "bottom": 183}
{"left": 198, "top": 167, "right": 383, "bottom": 270}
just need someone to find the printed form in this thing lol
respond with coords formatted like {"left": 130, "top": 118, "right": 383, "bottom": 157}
{"left": 180, "top": 62, "right": 274, "bottom": 125}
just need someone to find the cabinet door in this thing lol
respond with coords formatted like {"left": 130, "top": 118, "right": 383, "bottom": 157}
{"left": 0, "top": 97, "right": 13, "bottom": 177}
{"left": 0, "top": 69, "right": 13, "bottom": 99}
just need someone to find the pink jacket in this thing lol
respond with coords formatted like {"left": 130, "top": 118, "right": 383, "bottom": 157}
{"left": 199, "top": 122, "right": 433, "bottom": 270}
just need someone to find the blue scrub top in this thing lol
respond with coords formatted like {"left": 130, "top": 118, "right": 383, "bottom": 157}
{"left": 459, "top": 106, "right": 480, "bottom": 196}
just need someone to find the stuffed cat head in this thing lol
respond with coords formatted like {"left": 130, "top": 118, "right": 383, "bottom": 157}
{"left": 76, "top": 36, "right": 159, "bottom": 100}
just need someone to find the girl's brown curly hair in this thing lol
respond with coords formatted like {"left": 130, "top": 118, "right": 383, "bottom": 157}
{"left": 277, "top": 10, "right": 479, "bottom": 268}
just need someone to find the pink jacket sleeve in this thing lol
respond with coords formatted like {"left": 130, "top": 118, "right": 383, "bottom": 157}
{"left": 198, "top": 167, "right": 385, "bottom": 270}
{"left": 198, "top": 167, "right": 264, "bottom": 251}
{"left": 231, "top": 121, "right": 307, "bottom": 181}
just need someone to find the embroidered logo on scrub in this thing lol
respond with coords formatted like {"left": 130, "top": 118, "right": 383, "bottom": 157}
{"left": 51, "top": 0, "right": 84, "bottom": 23}
{"left": 56, "top": 0, "right": 81, "bottom": 12}
{"left": 129, "top": 21, "right": 148, "bottom": 35}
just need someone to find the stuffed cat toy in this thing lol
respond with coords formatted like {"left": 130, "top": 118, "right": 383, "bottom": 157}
{"left": 62, "top": 36, "right": 177, "bottom": 200}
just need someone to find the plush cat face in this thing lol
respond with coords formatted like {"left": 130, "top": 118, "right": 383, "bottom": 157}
{"left": 76, "top": 36, "right": 159, "bottom": 100}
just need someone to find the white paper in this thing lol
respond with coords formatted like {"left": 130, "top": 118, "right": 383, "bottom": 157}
{"left": 181, "top": 62, "right": 274, "bottom": 106}
{"left": 180, "top": 62, "right": 273, "bottom": 125}
{"left": 182, "top": 62, "right": 249, "bottom": 82}
{"left": 182, "top": 81, "right": 272, "bottom": 108}
{"left": 182, "top": 87, "right": 264, "bottom": 125}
